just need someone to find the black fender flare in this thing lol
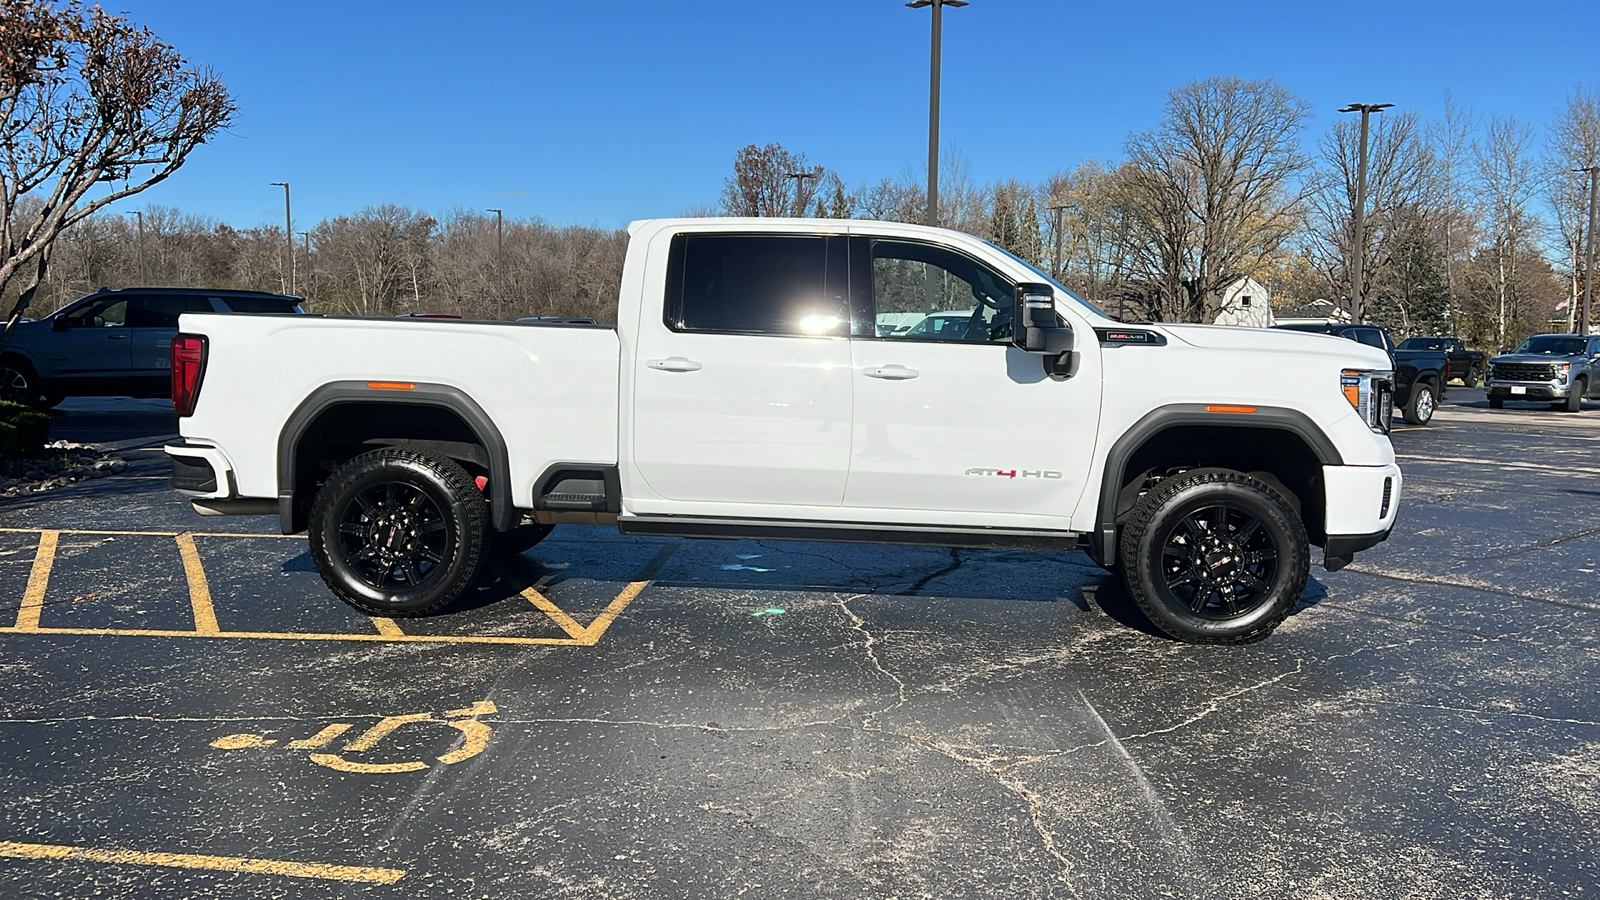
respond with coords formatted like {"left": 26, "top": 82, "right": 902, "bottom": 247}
{"left": 1091, "top": 404, "right": 1344, "bottom": 565}
{"left": 276, "top": 381, "right": 514, "bottom": 534}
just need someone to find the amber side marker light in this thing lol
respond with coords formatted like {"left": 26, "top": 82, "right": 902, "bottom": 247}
{"left": 1340, "top": 369, "right": 1363, "bottom": 407}
{"left": 366, "top": 382, "right": 415, "bottom": 391}
{"left": 1203, "top": 404, "right": 1257, "bottom": 414}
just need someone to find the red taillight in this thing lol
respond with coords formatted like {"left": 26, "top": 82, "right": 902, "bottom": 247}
{"left": 171, "top": 334, "right": 207, "bottom": 417}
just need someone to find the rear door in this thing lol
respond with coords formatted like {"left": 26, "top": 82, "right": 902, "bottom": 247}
{"left": 630, "top": 232, "right": 854, "bottom": 507}
{"left": 128, "top": 295, "right": 214, "bottom": 386}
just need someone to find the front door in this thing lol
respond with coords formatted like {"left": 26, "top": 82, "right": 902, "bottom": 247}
{"left": 39, "top": 297, "right": 133, "bottom": 385}
{"left": 631, "top": 232, "right": 854, "bottom": 507}
{"left": 843, "top": 236, "right": 1102, "bottom": 521}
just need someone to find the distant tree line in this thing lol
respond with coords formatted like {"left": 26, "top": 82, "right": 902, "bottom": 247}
{"left": 8, "top": 72, "right": 1598, "bottom": 350}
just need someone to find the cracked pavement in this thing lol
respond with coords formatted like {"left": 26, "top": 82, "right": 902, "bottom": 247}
{"left": 0, "top": 392, "right": 1596, "bottom": 898}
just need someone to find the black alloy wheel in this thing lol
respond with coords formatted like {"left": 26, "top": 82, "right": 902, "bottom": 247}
{"left": 338, "top": 481, "right": 449, "bottom": 590}
{"left": 1119, "top": 469, "right": 1309, "bottom": 644}
{"left": 309, "top": 449, "right": 488, "bottom": 617}
{"left": 0, "top": 362, "right": 36, "bottom": 405}
{"left": 1156, "top": 503, "right": 1280, "bottom": 620}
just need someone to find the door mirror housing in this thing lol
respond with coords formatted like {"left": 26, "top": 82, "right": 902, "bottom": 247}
{"left": 51, "top": 316, "right": 70, "bottom": 332}
{"left": 1013, "top": 282, "right": 1077, "bottom": 378}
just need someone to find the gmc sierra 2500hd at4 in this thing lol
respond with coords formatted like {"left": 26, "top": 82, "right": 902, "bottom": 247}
{"left": 166, "top": 218, "right": 1402, "bottom": 644}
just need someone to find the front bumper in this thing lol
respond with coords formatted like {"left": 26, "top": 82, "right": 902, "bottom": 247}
{"left": 1322, "top": 463, "right": 1401, "bottom": 569}
{"left": 1487, "top": 380, "right": 1569, "bottom": 400}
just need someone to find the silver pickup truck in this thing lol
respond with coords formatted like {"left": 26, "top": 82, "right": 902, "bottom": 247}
{"left": 1486, "top": 333, "right": 1600, "bottom": 412}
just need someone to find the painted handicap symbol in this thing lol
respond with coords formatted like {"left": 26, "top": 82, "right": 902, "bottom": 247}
{"left": 210, "top": 701, "right": 497, "bottom": 774}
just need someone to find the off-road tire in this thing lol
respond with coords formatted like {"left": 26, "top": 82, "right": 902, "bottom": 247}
{"left": 1565, "top": 379, "right": 1585, "bottom": 413}
{"left": 309, "top": 448, "right": 489, "bottom": 617}
{"left": 1402, "top": 381, "right": 1436, "bottom": 425}
{"left": 1488, "top": 396, "right": 1504, "bottom": 410}
{"left": 494, "top": 522, "right": 556, "bottom": 557}
{"left": 1118, "top": 469, "right": 1310, "bottom": 644}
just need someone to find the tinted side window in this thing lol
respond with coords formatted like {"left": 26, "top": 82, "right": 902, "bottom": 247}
{"left": 66, "top": 299, "right": 127, "bottom": 327}
{"left": 220, "top": 296, "right": 302, "bottom": 314}
{"left": 869, "top": 240, "right": 1014, "bottom": 344}
{"left": 1344, "top": 327, "right": 1386, "bottom": 350}
{"left": 126, "top": 295, "right": 184, "bottom": 328}
{"left": 665, "top": 235, "right": 843, "bottom": 336}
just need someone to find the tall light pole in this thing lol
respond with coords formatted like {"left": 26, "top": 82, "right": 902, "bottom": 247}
{"left": 487, "top": 209, "right": 504, "bottom": 319}
{"left": 1579, "top": 166, "right": 1598, "bottom": 337}
{"left": 270, "top": 182, "right": 294, "bottom": 297}
{"left": 785, "top": 171, "right": 818, "bottom": 217}
{"left": 906, "top": 0, "right": 967, "bottom": 229}
{"left": 297, "top": 231, "right": 314, "bottom": 305}
{"left": 129, "top": 210, "right": 146, "bottom": 283}
{"left": 1338, "top": 103, "right": 1392, "bottom": 324}
{"left": 1047, "top": 203, "right": 1067, "bottom": 281}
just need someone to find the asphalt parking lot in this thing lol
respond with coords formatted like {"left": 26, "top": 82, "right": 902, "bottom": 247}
{"left": 0, "top": 391, "right": 1596, "bottom": 899}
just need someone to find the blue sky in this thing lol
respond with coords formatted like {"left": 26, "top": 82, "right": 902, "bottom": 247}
{"left": 115, "top": 0, "right": 1595, "bottom": 230}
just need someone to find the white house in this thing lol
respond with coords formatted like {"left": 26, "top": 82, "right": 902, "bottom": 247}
{"left": 1211, "top": 276, "right": 1276, "bottom": 328}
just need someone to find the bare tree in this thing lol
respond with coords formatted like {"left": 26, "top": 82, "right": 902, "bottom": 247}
{"left": 1043, "top": 161, "right": 1139, "bottom": 309}
{"left": 0, "top": 0, "right": 233, "bottom": 344}
{"left": 1544, "top": 86, "right": 1600, "bottom": 330}
{"left": 1308, "top": 110, "right": 1431, "bottom": 313}
{"left": 1427, "top": 93, "right": 1478, "bottom": 330}
{"left": 720, "top": 143, "right": 824, "bottom": 217}
{"left": 1473, "top": 115, "right": 1542, "bottom": 345}
{"left": 1122, "top": 76, "right": 1312, "bottom": 321}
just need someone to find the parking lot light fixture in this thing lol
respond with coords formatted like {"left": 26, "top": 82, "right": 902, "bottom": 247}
{"left": 906, "top": 0, "right": 968, "bottom": 229}
{"left": 488, "top": 209, "right": 504, "bottom": 319}
{"left": 1337, "top": 103, "right": 1393, "bottom": 325}
{"left": 270, "top": 182, "right": 294, "bottom": 297}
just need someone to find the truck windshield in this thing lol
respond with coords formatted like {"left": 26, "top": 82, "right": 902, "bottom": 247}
{"left": 1513, "top": 336, "right": 1585, "bottom": 355}
{"left": 986, "top": 244, "right": 1112, "bottom": 319}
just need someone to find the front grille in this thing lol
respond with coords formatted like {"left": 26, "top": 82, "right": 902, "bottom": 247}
{"left": 1493, "top": 362, "right": 1555, "bottom": 382}
{"left": 1380, "top": 477, "right": 1393, "bottom": 519}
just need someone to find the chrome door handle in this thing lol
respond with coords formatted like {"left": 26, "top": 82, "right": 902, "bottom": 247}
{"left": 107, "top": 333, "right": 130, "bottom": 340}
{"left": 646, "top": 356, "right": 702, "bottom": 372}
{"left": 864, "top": 365, "right": 919, "bottom": 380}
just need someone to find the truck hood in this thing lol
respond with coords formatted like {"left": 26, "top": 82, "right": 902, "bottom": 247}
{"left": 1149, "top": 323, "right": 1392, "bottom": 369}
{"left": 1491, "top": 352, "right": 1584, "bottom": 364}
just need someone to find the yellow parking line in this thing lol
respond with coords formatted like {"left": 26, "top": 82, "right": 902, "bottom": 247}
{"left": 575, "top": 543, "right": 679, "bottom": 644}
{"left": 0, "top": 625, "right": 585, "bottom": 645}
{"left": 15, "top": 531, "right": 58, "bottom": 632}
{"left": 0, "top": 839, "right": 404, "bottom": 885}
{"left": 0, "top": 527, "right": 298, "bottom": 539}
{"left": 175, "top": 534, "right": 219, "bottom": 634}
{"left": 370, "top": 617, "right": 405, "bottom": 636}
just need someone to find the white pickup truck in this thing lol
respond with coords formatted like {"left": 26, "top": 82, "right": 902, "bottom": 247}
{"left": 166, "top": 218, "right": 1401, "bottom": 644}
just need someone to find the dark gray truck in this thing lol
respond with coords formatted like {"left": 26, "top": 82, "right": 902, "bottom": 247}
{"left": 1486, "top": 333, "right": 1600, "bottom": 412}
{"left": 1273, "top": 322, "right": 1448, "bottom": 425}
{"left": 1398, "top": 336, "right": 1485, "bottom": 387}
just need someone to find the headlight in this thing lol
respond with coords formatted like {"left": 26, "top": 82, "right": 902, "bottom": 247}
{"left": 1558, "top": 363, "right": 1570, "bottom": 383}
{"left": 1342, "top": 369, "right": 1393, "bottom": 433}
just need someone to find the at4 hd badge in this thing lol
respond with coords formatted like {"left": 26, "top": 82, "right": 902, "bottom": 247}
{"left": 965, "top": 468, "right": 1063, "bottom": 479}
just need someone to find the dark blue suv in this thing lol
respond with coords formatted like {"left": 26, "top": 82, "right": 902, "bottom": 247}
{"left": 0, "top": 287, "right": 302, "bottom": 407}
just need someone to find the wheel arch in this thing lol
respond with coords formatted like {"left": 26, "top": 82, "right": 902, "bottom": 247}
{"left": 277, "top": 381, "right": 514, "bottom": 535}
{"left": 1091, "top": 404, "right": 1342, "bottom": 566}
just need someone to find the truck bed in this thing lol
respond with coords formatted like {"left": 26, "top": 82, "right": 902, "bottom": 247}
{"left": 177, "top": 314, "right": 622, "bottom": 506}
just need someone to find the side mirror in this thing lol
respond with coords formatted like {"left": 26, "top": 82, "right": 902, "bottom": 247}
{"left": 51, "top": 317, "right": 70, "bottom": 332}
{"left": 1014, "top": 282, "right": 1078, "bottom": 378}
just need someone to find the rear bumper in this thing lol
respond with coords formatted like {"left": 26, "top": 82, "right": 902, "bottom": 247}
{"left": 164, "top": 441, "right": 235, "bottom": 500}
